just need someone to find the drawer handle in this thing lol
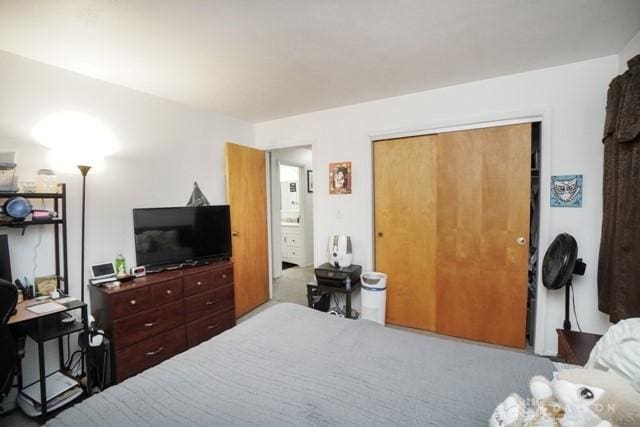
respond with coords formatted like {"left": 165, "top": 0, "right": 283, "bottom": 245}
{"left": 144, "top": 320, "right": 159, "bottom": 327}
{"left": 130, "top": 300, "right": 136, "bottom": 305}
{"left": 207, "top": 323, "right": 219, "bottom": 330}
{"left": 166, "top": 289, "right": 172, "bottom": 295}
{"left": 196, "top": 281, "right": 203, "bottom": 286}
{"left": 146, "top": 347, "right": 164, "bottom": 356}
{"left": 221, "top": 274, "right": 227, "bottom": 279}
{"left": 206, "top": 299, "right": 218, "bottom": 305}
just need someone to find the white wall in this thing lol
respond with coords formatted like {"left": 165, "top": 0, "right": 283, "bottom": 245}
{"left": 256, "top": 55, "right": 620, "bottom": 355}
{"left": 0, "top": 50, "right": 253, "bottom": 383}
{"left": 619, "top": 30, "right": 640, "bottom": 71}
{"left": 269, "top": 146, "right": 314, "bottom": 277}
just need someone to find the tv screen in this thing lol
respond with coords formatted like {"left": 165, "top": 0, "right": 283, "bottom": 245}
{"left": 133, "top": 206, "right": 231, "bottom": 269}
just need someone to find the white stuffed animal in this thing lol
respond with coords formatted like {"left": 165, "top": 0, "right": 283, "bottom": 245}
{"left": 490, "top": 369, "right": 640, "bottom": 427}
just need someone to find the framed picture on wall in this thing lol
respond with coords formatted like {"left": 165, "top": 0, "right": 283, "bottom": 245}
{"left": 307, "top": 170, "right": 313, "bottom": 193}
{"left": 329, "top": 161, "right": 351, "bottom": 195}
{"left": 550, "top": 174, "right": 583, "bottom": 207}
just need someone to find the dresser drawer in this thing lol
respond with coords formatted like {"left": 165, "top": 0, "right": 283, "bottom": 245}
{"left": 151, "top": 278, "right": 183, "bottom": 306}
{"left": 111, "top": 287, "right": 152, "bottom": 319}
{"left": 113, "top": 301, "right": 185, "bottom": 349}
{"left": 211, "top": 266, "right": 233, "bottom": 287}
{"left": 184, "top": 284, "right": 234, "bottom": 322}
{"left": 287, "top": 247, "right": 302, "bottom": 258}
{"left": 283, "top": 234, "right": 301, "bottom": 246}
{"left": 186, "top": 308, "right": 235, "bottom": 348}
{"left": 183, "top": 272, "right": 211, "bottom": 297}
{"left": 115, "top": 326, "right": 187, "bottom": 382}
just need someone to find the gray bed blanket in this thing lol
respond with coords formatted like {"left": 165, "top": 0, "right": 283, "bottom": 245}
{"left": 48, "top": 303, "right": 552, "bottom": 426}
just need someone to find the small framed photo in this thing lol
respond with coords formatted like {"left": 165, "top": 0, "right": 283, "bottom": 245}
{"left": 329, "top": 161, "right": 351, "bottom": 195}
{"left": 551, "top": 174, "right": 583, "bottom": 207}
{"left": 307, "top": 170, "right": 313, "bottom": 193}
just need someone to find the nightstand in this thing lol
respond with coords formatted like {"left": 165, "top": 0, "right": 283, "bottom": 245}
{"left": 556, "top": 329, "right": 602, "bottom": 366}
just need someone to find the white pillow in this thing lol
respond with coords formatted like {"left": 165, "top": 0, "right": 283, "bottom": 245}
{"left": 585, "top": 318, "right": 640, "bottom": 392}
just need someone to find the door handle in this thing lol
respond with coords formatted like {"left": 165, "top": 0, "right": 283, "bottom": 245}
{"left": 516, "top": 237, "right": 527, "bottom": 245}
{"left": 232, "top": 231, "right": 240, "bottom": 237}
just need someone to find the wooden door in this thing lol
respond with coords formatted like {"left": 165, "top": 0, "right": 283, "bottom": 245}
{"left": 225, "top": 142, "right": 269, "bottom": 317}
{"left": 435, "top": 124, "right": 530, "bottom": 348}
{"left": 373, "top": 124, "right": 531, "bottom": 348}
{"left": 374, "top": 135, "right": 438, "bottom": 331}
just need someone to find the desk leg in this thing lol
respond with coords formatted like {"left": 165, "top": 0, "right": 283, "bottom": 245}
{"left": 82, "top": 306, "right": 93, "bottom": 396}
{"left": 37, "top": 319, "right": 47, "bottom": 422}
{"left": 346, "top": 291, "right": 352, "bottom": 319}
{"left": 58, "top": 336, "right": 64, "bottom": 370}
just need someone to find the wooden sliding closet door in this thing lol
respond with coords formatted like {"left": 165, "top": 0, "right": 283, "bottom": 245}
{"left": 374, "top": 135, "right": 438, "bottom": 331}
{"left": 435, "top": 124, "right": 531, "bottom": 348}
{"left": 373, "top": 124, "right": 531, "bottom": 348}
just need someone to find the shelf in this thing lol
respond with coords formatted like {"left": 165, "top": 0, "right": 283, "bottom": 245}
{"left": 24, "top": 316, "right": 86, "bottom": 343}
{"left": 0, "top": 219, "right": 64, "bottom": 228}
{"left": 0, "top": 192, "right": 63, "bottom": 199}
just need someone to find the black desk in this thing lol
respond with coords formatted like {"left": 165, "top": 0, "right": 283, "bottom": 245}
{"left": 306, "top": 280, "right": 360, "bottom": 318}
{"left": 8, "top": 298, "right": 92, "bottom": 422}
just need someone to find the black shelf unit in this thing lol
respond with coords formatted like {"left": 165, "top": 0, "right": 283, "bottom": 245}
{"left": 3, "top": 184, "right": 90, "bottom": 422}
{"left": 0, "top": 183, "right": 69, "bottom": 293}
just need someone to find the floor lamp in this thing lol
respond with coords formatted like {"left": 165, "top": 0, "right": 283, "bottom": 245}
{"left": 78, "top": 165, "right": 91, "bottom": 302}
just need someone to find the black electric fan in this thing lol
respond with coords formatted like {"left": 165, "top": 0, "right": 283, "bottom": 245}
{"left": 542, "top": 233, "right": 586, "bottom": 330}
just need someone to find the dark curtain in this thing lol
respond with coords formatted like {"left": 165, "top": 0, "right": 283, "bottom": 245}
{"left": 598, "top": 54, "right": 640, "bottom": 323}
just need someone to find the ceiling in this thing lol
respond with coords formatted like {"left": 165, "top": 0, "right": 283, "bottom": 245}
{"left": 0, "top": 1, "right": 639, "bottom": 123}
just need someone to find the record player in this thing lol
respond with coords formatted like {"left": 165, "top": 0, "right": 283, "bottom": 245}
{"left": 314, "top": 262, "right": 362, "bottom": 288}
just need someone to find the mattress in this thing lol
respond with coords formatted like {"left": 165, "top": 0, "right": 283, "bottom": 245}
{"left": 48, "top": 303, "right": 553, "bottom": 426}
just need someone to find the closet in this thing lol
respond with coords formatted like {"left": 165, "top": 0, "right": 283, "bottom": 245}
{"left": 374, "top": 123, "right": 532, "bottom": 348}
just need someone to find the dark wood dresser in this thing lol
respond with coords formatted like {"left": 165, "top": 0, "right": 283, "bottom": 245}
{"left": 89, "top": 261, "right": 235, "bottom": 383}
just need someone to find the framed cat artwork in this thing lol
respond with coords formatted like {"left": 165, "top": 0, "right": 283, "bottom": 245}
{"left": 551, "top": 174, "right": 583, "bottom": 207}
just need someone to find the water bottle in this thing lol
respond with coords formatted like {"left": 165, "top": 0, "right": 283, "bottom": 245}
{"left": 115, "top": 253, "right": 126, "bottom": 276}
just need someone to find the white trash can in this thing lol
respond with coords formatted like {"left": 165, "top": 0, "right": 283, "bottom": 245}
{"left": 360, "top": 272, "right": 387, "bottom": 325}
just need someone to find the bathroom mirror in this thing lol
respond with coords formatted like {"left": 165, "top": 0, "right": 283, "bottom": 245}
{"left": 280, "top": 164, "right": 300, "bottom": 224}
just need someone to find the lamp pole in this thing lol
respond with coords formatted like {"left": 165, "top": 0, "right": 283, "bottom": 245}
{"left": 78, "top": 165, "right": 91, "bottom": 302}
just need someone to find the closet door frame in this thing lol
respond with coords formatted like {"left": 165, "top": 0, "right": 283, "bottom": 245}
{"left": 369, "top": 109, "right": 552, "bottom": 355}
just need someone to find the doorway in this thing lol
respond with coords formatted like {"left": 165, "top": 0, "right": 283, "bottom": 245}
{"left": 268, "top": 146, "right": 314, "bottom": 305}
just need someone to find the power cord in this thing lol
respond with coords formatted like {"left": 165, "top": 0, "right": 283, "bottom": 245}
{"left": 570, "top": 283, "right": 582, "bottom": 332}
{"left": 32, "top": 226, "right": 43, "bottom": 278}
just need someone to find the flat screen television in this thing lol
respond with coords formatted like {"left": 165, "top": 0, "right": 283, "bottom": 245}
{"left": 133, "top": 206, "right": 231, "bottom": 270}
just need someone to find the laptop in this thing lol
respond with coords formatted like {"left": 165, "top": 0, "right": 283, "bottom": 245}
{"left": 90, "top": 262, "right": 117, "bottom": 285}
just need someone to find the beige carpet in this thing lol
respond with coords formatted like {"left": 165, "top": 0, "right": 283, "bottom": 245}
{"left": 272, "top": 265, "right": 314, "bottom": 306}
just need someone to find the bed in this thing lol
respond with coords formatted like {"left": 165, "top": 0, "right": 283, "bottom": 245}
{"left": 48, "top": 303, "right": 553, "bottom": 426}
